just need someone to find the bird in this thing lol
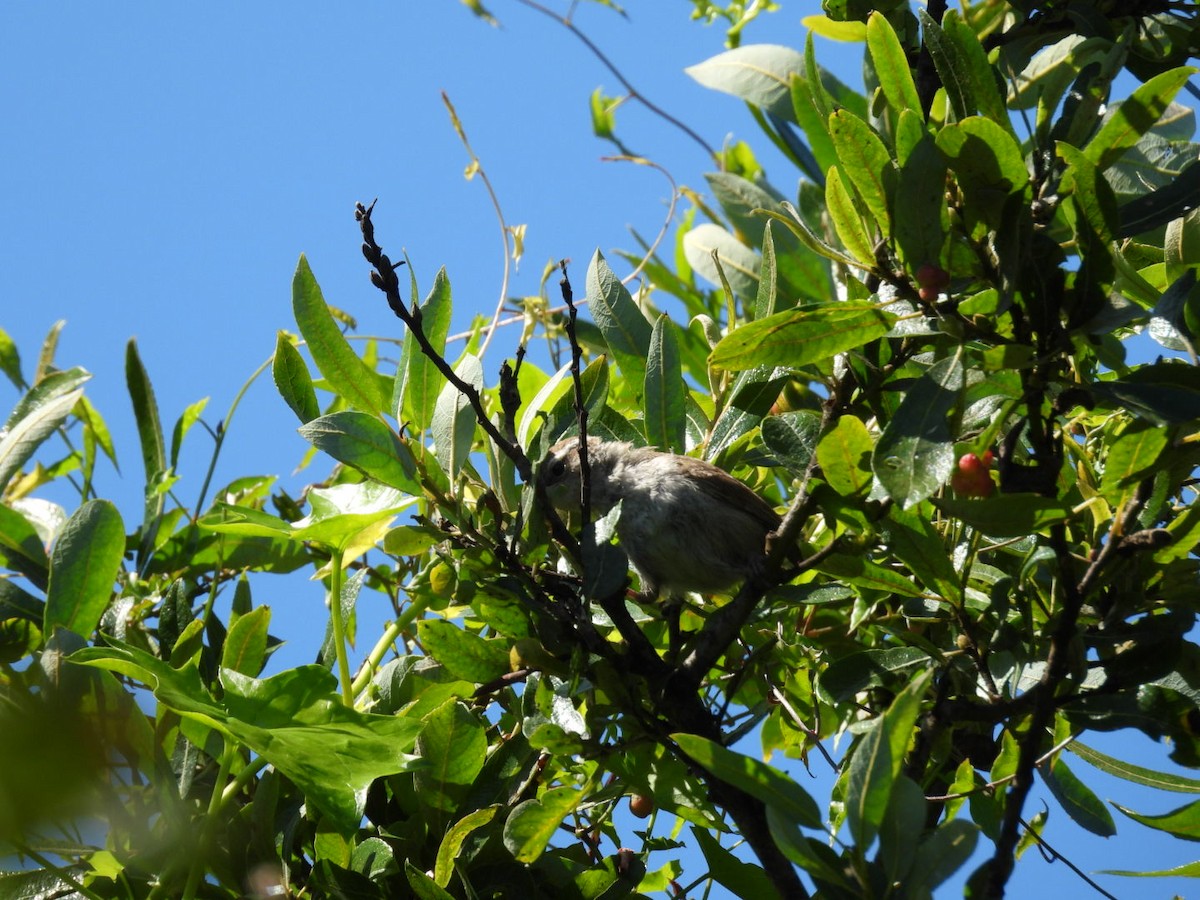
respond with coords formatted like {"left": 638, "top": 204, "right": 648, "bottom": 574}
{"left": 539, "top": 436, "right": 782, "bottom": 601}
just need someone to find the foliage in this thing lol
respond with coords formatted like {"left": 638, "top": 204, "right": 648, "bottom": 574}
{"left": 4, "top": 1, "right": 1200, "bottom": 898}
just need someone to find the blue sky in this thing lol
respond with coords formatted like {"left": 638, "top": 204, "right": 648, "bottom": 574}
{"left": 1, "top": 3, "right": 1196, "bottom": 897}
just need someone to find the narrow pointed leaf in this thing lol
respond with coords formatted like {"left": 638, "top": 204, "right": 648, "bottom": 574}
{"left": 292, "top": 254, "right": 387, "bottom": 415}
{"left": 1042, "top": 757, "right": 1117, "bottom": 837}
{"left": 825, "top": 166, "right": 877, "bottom": 265}
{"left": 644, "top": 315, "right": 685, "bottom": 452}
{"left": 867, "top": 11, "right": 920, "bottom": 117}
{"left": 671, "top": 732, "right": 822, "bottom": 829}
{"left": 828, "top": 110, "right": 894, "bottom": 233}
{"left": 395, "top": 266, "right": 453, "bottom": 430}
{"left": 273, "top": 333, "right": 320, "bottom": 424}
{"left": 431, "top": 354, "right": 483, "bottom": 477}
{"left": 587, "top": 250, "right": 652, "bottom": 389}
{"left": 1113, "top": 796, "right": 1200, "bottom": 840}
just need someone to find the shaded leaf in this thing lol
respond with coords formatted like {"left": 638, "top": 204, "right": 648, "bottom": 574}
{"left": 671, "top": 733, "right": 822, "bottom": 829}
{"left": 644, "top": 315, "right": 686, "bottom": 452}
{"left": 873, "top": 353, "right": 961, "bottom": 508}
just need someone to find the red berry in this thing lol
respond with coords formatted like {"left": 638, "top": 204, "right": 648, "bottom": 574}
{"left": 916, "top": 263, "right": 950, "bottom": 291}
{"left": 629, "top": 794, "right": 654, "bottom": 818}
{"left": 951, "top": 452, "right": 995, "bottom": 498}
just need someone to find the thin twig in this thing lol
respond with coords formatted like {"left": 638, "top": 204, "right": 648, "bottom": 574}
{"left": 441, "top": 92, "right": 514, "bottom": 360}
{"left": 513, "top": 0, "right": 718, "bottom": 163}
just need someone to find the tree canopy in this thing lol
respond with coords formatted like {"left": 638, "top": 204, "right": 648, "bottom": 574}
{"left": 3, "top": 1, "right": 1200, "bottom": 898}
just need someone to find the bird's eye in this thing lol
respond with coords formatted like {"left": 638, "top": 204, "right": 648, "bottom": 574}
{"left": 548, "top": 459, "right": 567, "bottom": 480}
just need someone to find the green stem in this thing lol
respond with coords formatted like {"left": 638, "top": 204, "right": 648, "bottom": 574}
{"left": 328, "top": 547, "right": 354, "bottom": 706}
{"left": 181, "top": 739, "right": 235, "bottom": 900}
{"left": 350, "top": 592, "right": 432, "bottom": 698}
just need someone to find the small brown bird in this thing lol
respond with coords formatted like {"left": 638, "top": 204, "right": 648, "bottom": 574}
{"left": 540, "top": 436, "right": 782, "bottom": 600}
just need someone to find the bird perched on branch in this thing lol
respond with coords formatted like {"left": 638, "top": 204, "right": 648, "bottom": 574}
{"left": 540, "top": 436, "right": 782, "bottom": 601}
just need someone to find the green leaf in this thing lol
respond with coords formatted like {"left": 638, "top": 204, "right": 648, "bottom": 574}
{"left": 911, "top": 819, "right": 979, "bottom": 892}
{"left": 414, "top": 699, "right": 488, "bottom": 814}
{"left": 72, "top": 643, "right": 422, "bottom": 832}
{"left": 789, "top": 74, "right": 838, "bottom": 175}
{"left": 1058, "top": 143, "right": 1120, "bottom": 244}
{"left": 819, "top": 647, "right": 932, "bottom": 703}
{"left": 691, "top": 826, "right": 778, "bottom": 900}
{"left": 1113, "top": 796, "right": 1200, "bottom": 841}
{"left": 1084, "top": 66, "right": 1199, "bottom": 172}
{"left": 873, "top": 353, "right": 961, "bottom": 508}
{"left": 44, "top": 499, "right": 125, "bottom": 639}
{"left": 292, "top": 254, "right": 387, "bottom": 415}
{"left": 828, "top": 110, "right": 894, "bottom": 234}
{"left": 125, "top": 339, "right": 167, "bottom": 565}
{"left": 1092, "top": 360, "right": 1200, "bottom": 425}
{"left": 867, "top": 11, "right": 920, "bottom": 118}
{"left": 816, "top": 554, "right": 925, "bottom": 598}
{"left": 299, "top": 411, "right": 420, "bottom": 493}
{"left": 395, "top": 266, "right": 454, "bottom": 431}
{"left": 937, "top": 117, "right": 1029, "bottom": 229}
{"left": 754, "top": 220, "right": 779, "bottom": 319}
{"left": 895, "top": 133, "right": 949, "bottom": 268}
{"left": 1100, "top": 860, "right": 1200, "bottom": 878}
{"left": 434, "top": 806, "right": 499, "bottom": 887}
{"left": 1042, "top": 757, "right": 1117, "bottom": 837}
{"left": 273, "top": 333, "right": 320, "bottom": 424}
{"left": 1070, "top": 742, "right": 1200, "bottom": 793}
{"left": 1099, "top": 419, "right": 1168, "bottom": 497}
{"left": 503, "top": 786, "right": 583, "bottom": 863}
{"left": 587, "top": 250, "right": 653, "bottom": 389}
{"left": 825, "top": 166, "right": 877, "bottom": 265}
{"left": 0, "top": 367, "right": 89, "bottom": 493}
{"left": 644, "top": 315, "right": 686, "bottom": 452}
{"left": 416, "top": 619, "right": 510, "bottom": 684}
{"left": 222, "top": 605, "right": 270, "bottom": 677}
{"left": 761, "top": 409, "right": 821, "bottom": 474}
{"left": 683, "top": 223, "right": 760, "bottom": 303}
{"left": 1118, "top": 159, "right": 1200, "bottom": 238}
{"left": 671, "top": 732, "right": 822, "bottom": 829}
{"left": 844, "top": 674, "right": 927, "bottom": 847}
{"left": 710, "top": 302, "right": 893, "bottom": 371}
{"left": 431, "top": 354, "right": 483, "bottom": 478}
{"left": 0, "top": 326, "right": 23, "bottom": 390}
{"left": 878, "top": 775, "right": 925, "bottom": 884}
{"left": 918, "top": 9, "right": 972, "bottom": 121}
{"left": 885, "top": 505, "right": 963, "bottom": 603}
{"left": 932, "top": 495, "right": 1073, "bottom": 537}
{"left": 684, "top": 44, "right": 804, "bottom": 120}
{"left": 816, "top": 414, "right": 873, "bottom": 497}
{"left": 758, "top": 204, "right": 867, "bottom": 269}
{"left": 0, "top": 503, "right": 49, "bottom": 589}
{"left": 405, "top": 861, "right": 456, "bottom": 900}
{"left": 941, "top": 11, "right": 1011, "bottom": 131}
{"left": 708, "top": 366, "right": 790, "bottom": 456}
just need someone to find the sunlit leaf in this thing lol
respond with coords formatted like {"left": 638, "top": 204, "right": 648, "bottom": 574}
{"left": 710, "top": 302, "right": 893, "bottom": 371}
{"left": 685, "top": 44, "right": 804, "bottom": 120}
